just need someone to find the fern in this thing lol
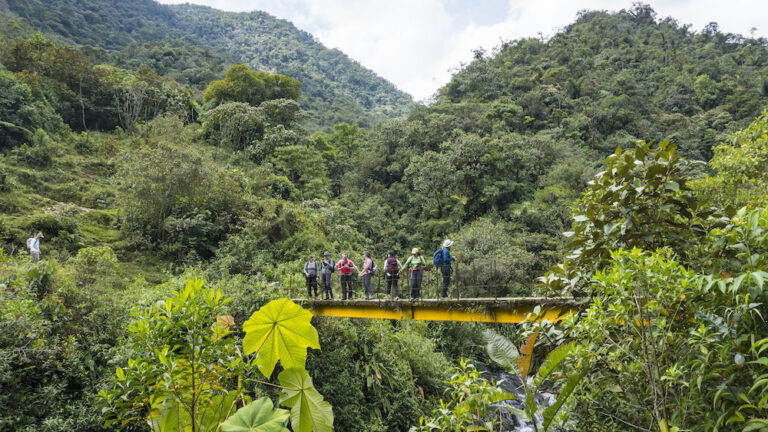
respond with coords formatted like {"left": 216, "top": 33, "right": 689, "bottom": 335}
{"left": 483, "top": 329, "right": 519, "bottom": 374}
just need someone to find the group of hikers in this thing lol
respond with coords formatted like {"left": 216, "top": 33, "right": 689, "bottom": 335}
{"left": 303, "top": 239, "right": 456, "bottom": 300}
{"left": 22, "top": 231, "right": 456, "bottom": 301}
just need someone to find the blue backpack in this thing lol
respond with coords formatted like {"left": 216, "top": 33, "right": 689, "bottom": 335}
{"left": 433, "top": 248, "right": 444, "bottom": 267}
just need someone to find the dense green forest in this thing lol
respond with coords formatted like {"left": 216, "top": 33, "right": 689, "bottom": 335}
{"left": 0, "top": 0, "right": 415, "bottom": 130}
{"left": 2, "top": 2, "right": 768, "bottom": 431}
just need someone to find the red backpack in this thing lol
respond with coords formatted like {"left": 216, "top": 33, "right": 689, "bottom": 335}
{"left": 386, "top": 257, "right": 399, "bottom": 275}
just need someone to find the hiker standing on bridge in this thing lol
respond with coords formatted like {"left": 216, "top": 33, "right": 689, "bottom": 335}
{"left": 435, "top": 239, "right": 455, "bottom": 298}
{"left": 404, "top": 248, "right": 426, "bottom": 299}
{"left": 337, "top": 253, "right": 359, "bottom": 300}
{"left": 361, "top": 251, "right": 375, "bottom": 300}
{"left": 320, "top": 251, "right": 335, "bottom": 299}
{"left": 304, "top": 255, "right": 320, "bottom": 298}
{"left": 384, "top": 251, "right": 402, "bottom": 300}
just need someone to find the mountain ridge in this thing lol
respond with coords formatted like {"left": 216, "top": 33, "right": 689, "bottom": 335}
{"left": 1, "top": 0, "right": 415, "bottom": 130}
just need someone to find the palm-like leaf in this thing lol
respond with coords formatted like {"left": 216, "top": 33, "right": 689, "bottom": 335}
{"left": 534, "top": 342, "right": 575, "bottom": 389}
{"left": 483, "top": 329, "right": 519, "bottom": 374}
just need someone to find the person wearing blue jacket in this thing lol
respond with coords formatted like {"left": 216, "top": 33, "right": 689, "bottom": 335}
{"left": 440, "top": 239, "right": 455, "bottom": 298}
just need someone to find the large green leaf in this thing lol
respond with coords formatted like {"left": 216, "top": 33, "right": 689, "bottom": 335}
{"left": 147, "top": 398, "right": 184, "bottom": 432}
{"left": 483, "top": 329, "right": 519, "bottom": 374}
{"left": 278, "top": 368, "right": 334, "bottom": 432}
{"left": 242, "top": 298, "right": 320, "bottom": 377}
{"left": 534, "top": 342, "right": 575, "bottom": 389}
{"left": 220, "top": 397, "right": 290, "bottom": 432}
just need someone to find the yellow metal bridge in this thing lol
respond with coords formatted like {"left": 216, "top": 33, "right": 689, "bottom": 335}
{"left": 293, "top": 297, "right": 577, "bottom": 324}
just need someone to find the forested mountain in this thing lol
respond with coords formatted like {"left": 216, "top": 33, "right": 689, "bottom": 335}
{"left": 333, "top": 5, "right": 768, "bottom": 292}
{"left": 2, "top": 2, "right": 768, "bottom": 431}
{"left": 0, "top": 0, "right": 415, "bottom": 130}
{"left": 440, "top": 5, "right": 768, "bottom": 160}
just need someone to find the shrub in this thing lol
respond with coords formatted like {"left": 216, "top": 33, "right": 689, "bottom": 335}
{"left": 73, "top": 132, "right": 95, "bottom": 154}
{"left": 27, "top": 212, "right": 83, "bottom": 252}
{"left": 118, "top": 140, "right": 245, "bottom": 259}
{"left": 539, "top": 141, "right": 716, "bottom": 297}
{"left": 201, "top": 101, "right": 265, "bottom": 149}
{"left": 71, "top": 245, "right": 117, "bottom": 277}
{"left": 15, "top": 142, "right": 52, "bottom": 167}
{"left": 692, "top": 109, "right": 768, "bottom": 210}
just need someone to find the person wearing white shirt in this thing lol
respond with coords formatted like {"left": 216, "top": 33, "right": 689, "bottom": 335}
{"left": 28, "top": 232, "right": 43, "bottom": 262}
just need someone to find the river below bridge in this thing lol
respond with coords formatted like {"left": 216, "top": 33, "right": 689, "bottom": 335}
{"left": 478, "top": 362, "right": 557, "bottom": 431}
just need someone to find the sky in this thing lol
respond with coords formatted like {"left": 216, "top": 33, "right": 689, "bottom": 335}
{"left": 157, "top": 0, "right": 768, "bottom": 101}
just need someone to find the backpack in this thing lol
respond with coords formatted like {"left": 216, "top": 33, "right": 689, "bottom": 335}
{"left": 26, "top": 237, "right": 34, "bottom": 250}
{"left": 386, "top": 257, "right": 399, "bottom": 275}
{"left": 433, "top": 248, "right": 444, "bottom": 267}
{"left": 324, "top": 259, "right": 335, "bottom": 273}
{"left": 372, "top": 261, "right": 379, "bottom": 275}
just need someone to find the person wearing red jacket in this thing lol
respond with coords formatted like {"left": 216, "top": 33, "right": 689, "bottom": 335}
{"left": 337, "top": 253, "right": 359, "bottom": 300}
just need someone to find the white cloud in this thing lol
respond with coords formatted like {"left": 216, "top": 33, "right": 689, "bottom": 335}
{"left": 158, "top": 0, "right": 768, "bottom": 101}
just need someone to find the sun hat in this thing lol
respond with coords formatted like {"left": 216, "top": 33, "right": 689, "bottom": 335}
{"left": 443, "top": 239, "right": 454, "bottom": 248}
{"left": 323, "top": 251, "right": 330, "bottom": 256}
{"left": 411, "top": 247, "right": 419, "bottom": 255}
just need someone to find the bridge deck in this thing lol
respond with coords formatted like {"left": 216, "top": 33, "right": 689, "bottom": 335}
{"left": 293, "top": 297, "right": 577, "bottom": 323}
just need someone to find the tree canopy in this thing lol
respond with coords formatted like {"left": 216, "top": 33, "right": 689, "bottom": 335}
{"left": 202, "top": 64, "right": 301, "bottom": 107}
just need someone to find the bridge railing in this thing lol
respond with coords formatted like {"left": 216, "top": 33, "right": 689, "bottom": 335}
{"left": 284, "top": 260, "right": 530, "bottom": 300}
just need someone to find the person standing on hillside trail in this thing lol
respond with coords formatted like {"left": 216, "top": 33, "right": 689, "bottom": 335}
{"left": 438, "top": 239, "right": 456, "bottom": 298}
{"left": 384, "top": 251, "right": 402, "bottom": 300}
{"left": 337, "top": 253, "right": 359, "bottom": 300}
{"left": 320, "top": 251, "right": 335, "bottom": 299}
{"left": 304, "top": 255, "right": 320, "bottom": 298}
{"left": 360, "top": 251, "right": 375, "bottom": 300}
{"left": 403, "top": 248, "right": 426, "bottom": 299}
{"left": 27, "top": 232, "right": 43, "bottom": 263}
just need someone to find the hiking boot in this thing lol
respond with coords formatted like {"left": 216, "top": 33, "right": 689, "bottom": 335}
{"left": 394, "top": 296, "right": 399, "bottom": 300}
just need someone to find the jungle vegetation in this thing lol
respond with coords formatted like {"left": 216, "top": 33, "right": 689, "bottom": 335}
{"left": 1, "top": 2, "right": 768, "bottom": 431}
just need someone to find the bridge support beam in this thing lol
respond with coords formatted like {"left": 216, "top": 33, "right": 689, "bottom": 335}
{"left": 294, "top": 298, "right": 576, "bottom": 324}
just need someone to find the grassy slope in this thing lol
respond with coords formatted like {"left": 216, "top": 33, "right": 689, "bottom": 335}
{"left": 0, "top": 133, "right": 166, "bottom": 282}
